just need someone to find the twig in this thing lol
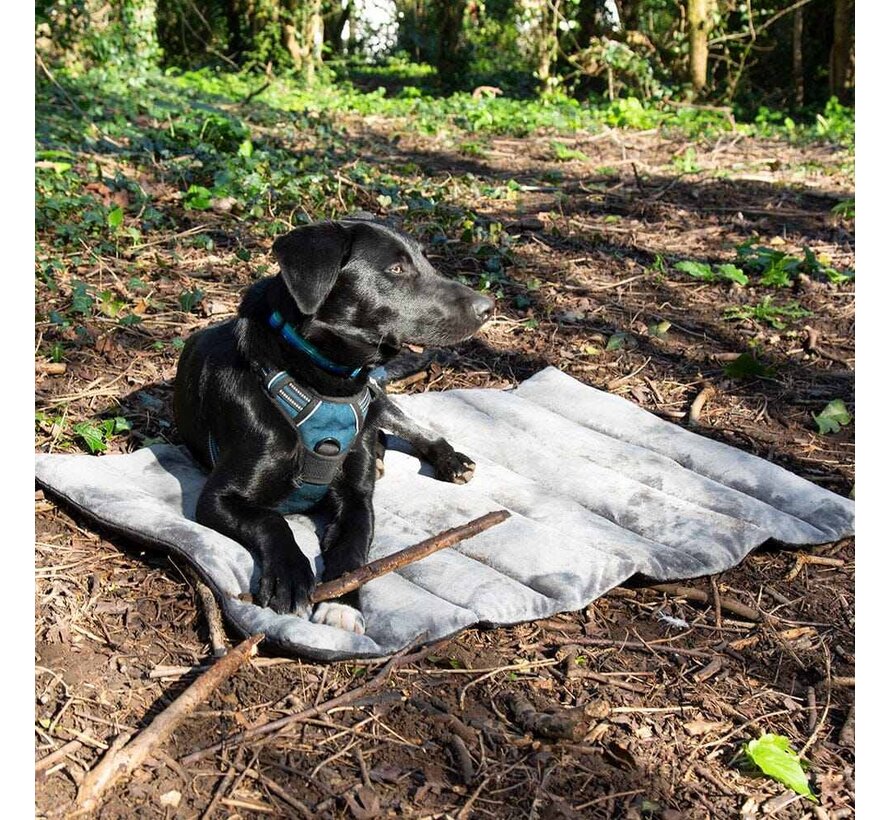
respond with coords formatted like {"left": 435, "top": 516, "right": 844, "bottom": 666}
{"left": 688, "top": 385, "right": 716, "bottom": 427}
{"left": 310, "top": 511, "right": 510, "bottom": 603}
{"left": 559, "top": 645, "right": 649, "bottom": 693}
{"left": 181, "top": 641, "right": 440, "bottom": 765}
{"left": 241, "top": 80, "right": 271, "bottom": 105}
{"left": 650, "top": 583, "right": 763, "bottom": 622}
{"left": 36, "top": 362, "right": 67, "bottom": 376}
{"left": 556, "top": 637, "right": 714, "bottom": 659}
{"left": 35, "top": 739, "right": 82, "bottom": 773}
{"left": 193, "top": 576, "right": 229, "bottom": 657}
{"left": 72, "top": 635, "right": 263, "bottom": 815}
{"left": 457, "top": 776, "right": 491, "bottom": 820}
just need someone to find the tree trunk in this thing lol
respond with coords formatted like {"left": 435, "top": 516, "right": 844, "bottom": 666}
{"left": 830, "top": 0, "right": 854, "bottom": 103}
{"left": 281, "top": 0, "right": 324, "bottom": 83}
{"left": 434, "top": 0, "right": 467, "bottom": 90}
{"left": 226, "top": 0, "right": 247, "bottom": 61}
{"left": 525, "top": 0, "right": 560, "bottom": 86}
{"left": 687, "top": 0, "right": 714, "bottom": 99}
{"left": 792, "top": 7, "right": 804, "bottom": 107}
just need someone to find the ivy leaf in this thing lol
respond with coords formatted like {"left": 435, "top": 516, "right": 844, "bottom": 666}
{"left": 107, "top": 206, "right": 124, "bottom": 229}
{"left": 73, "top": 422, "right": 108, "bottom": 454}
{"left": 70, "top": 281, "right": 93, "bottom": 315}
{"left": 675, "top": 260, "right": 714, "bottom": 281}
{"left": 813, "top": 399, "right": 852, "bottom": 434}
{"left": 184, "top": 185, "right": 213, "bottom": 210}
{"left": 744, "top": 734, "right": 816, "bottom": 802}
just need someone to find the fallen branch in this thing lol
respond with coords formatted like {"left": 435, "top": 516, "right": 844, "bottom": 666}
{"left": 310, "top": 510, "right": 510, "bottom": 603}
{"left": 72, "top": 634, "right": 263, "bottom": 815}
{"left": 181, "top": 640, "right": 442, "bottom": 765}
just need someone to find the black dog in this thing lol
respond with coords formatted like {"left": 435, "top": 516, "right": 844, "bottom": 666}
{"left": 174, "top": 218, "right": 493, "bottom": 633}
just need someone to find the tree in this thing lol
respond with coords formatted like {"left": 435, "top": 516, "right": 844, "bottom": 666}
{"left": 830, "top": 0, "right": 854, "bottom": 104}
{"left": 687, "top": 0, "right": 715, "bottom": 98}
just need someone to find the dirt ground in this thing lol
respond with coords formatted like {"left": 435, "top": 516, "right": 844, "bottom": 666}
{"left": 35, "top": 118, "right": 854, "bottom": 818}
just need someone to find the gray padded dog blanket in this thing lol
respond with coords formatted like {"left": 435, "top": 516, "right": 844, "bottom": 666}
{"left": 35, "top": 367, "right": 854, "bottom": 660}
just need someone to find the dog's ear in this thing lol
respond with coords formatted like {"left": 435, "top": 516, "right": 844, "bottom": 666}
{"left": 272, "top": 222, "right": 351, "bottom": 315}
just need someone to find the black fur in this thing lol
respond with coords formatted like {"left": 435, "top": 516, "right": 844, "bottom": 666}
{"left": 174, "top": 218, "right": 493, "bottom": 629}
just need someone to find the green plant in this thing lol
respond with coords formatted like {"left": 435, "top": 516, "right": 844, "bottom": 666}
{"left": 744, "top": 734, "right": 816, "bottom": 802}
{"left": 183, "top": 185, "right": 213, "bottom": 210}
{"left": 178, "top": 288, "right": 204, "bottom": 313}
{"left": 735, "top": 242, "right": 853, "bottom": 287}
{"left": 672, "top": 147, "right": 701, "bottom": 174}
{"left": 72, "top": 416, "right": 132, "bottom": 454}
{"left": 550, "top": 141, "right": 588, "bottom": 162}
{"left": 723, "top": 297, "right": 811, "bottom": 330}
{"left": 675, "top": 260, "right": 748, "bottom": 286}
{"left": 813, "top": 400, "right": 852, "bottom": 434}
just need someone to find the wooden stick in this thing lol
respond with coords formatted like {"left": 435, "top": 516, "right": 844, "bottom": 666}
{"left": 181, "top": 640, "right": 442, "bottom": 765}
{"left": 72, "top": 634, "right": 263, "bottom": 815}
{"left": 309, "top": 510, "right": 510, "bottom": 603}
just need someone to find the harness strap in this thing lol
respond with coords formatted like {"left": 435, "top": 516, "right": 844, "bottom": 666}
{"left": 262, "top": 368, "right": 371, "bottom": 486}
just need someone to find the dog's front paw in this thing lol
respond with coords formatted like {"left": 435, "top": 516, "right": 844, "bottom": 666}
{"left": 257, "top": 549, "right": 313, "bottom": 617}
{"left": 434, "top": 451, "right": 476, "bottom": 484}
{"left": 310, "top": 602, "right": 366, "bottom": 634}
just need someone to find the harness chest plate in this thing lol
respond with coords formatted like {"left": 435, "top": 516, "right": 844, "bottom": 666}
{"left": 209, "top": 370, "right": 372, "bottom": 514}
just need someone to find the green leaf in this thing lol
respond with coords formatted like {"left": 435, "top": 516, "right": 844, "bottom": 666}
{"left": 70, "top": 281, "right": 93, "bottom": 315}
{"left": 715, "top": 264, "right": 749, "bottom": 286}
{"left": 184, "top": 185, "right": 213, "bottom": 210}
{"left": 107, "top": 206, "right": 124, "bottom": 229}
{"left": 178, "top": 288, "right": 204, "bottom": 313}
{"left": 648, "top": 320, "right": 671, "bottom": 338}
{"left": 744, "top": 734, "right": 816, "bottom": 802}
{"left": 606, "top": 332, "right": 628, "bottom": 350}
{"left": 73, "top": 422, "right": 108, "bottom": 454}
{"left": 722, "top": 353, "right": 776, "bottom": 380}
{"left": 110, "top": 416, "right": 132, "bottom": 434}
{"left": 675, "top": 260, "right": 714, "bottom": 281}
{"left": 813, "top": 399, "right": 852, "bottom": 435}
{"left": 97, "top": 290, "right": 126, "bottom": 318}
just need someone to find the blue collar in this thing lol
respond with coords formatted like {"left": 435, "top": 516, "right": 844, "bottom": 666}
{"left": 269, "top": 311, "right": 363, "bottom": 378}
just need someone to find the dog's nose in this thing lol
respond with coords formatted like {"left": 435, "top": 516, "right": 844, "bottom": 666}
{"left": 472, "top": 293, "right": 495, "bottom": 322}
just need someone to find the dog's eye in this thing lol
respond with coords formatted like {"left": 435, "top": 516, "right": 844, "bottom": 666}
{"left": 387, "top": 264, "right": 404, "bottom": 275}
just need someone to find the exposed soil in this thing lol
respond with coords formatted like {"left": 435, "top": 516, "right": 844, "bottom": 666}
{"left": 36, "top": 116, "right": 854, "bottom": 818}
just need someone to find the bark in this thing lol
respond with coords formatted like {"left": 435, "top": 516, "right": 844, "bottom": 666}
{"left": 687, "top": 0, "right": 715, "bottom": 98}
{"left": 281, "top": 0, "right": 324, "bottom": 82}
{"left": 792, "top": 7, "right": 804, "bottom": 107}
{"left": 434, "top": 0, "right": 467, "bottom": 89}
{"left": 830, "top": 0, "right": 854, "bottom": 103}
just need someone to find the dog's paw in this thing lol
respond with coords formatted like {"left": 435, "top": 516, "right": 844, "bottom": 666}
{"left": 375, "top": 455, "right": 386, "bottom": 480}
{"left": 257, "top": 549, "right": 314, "bottom": 616}
{"left": 310, "top": 602, "right": 366, "bottom": 634}
{"left": 434, "top": 451, "right": 476, "bottom": 485}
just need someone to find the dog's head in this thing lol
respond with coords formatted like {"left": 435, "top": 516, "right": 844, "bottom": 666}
{"left": 271, "top": 219, "right": 494, "bottom": 364}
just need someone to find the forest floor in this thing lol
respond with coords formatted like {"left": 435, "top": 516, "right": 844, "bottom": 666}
{"left": 36, "top": 73, "right": 855, "bottom": 818}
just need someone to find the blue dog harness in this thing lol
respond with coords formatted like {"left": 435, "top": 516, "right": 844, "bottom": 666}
{"left": 208, "top": 314, "right": 373, "bottom": 514}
